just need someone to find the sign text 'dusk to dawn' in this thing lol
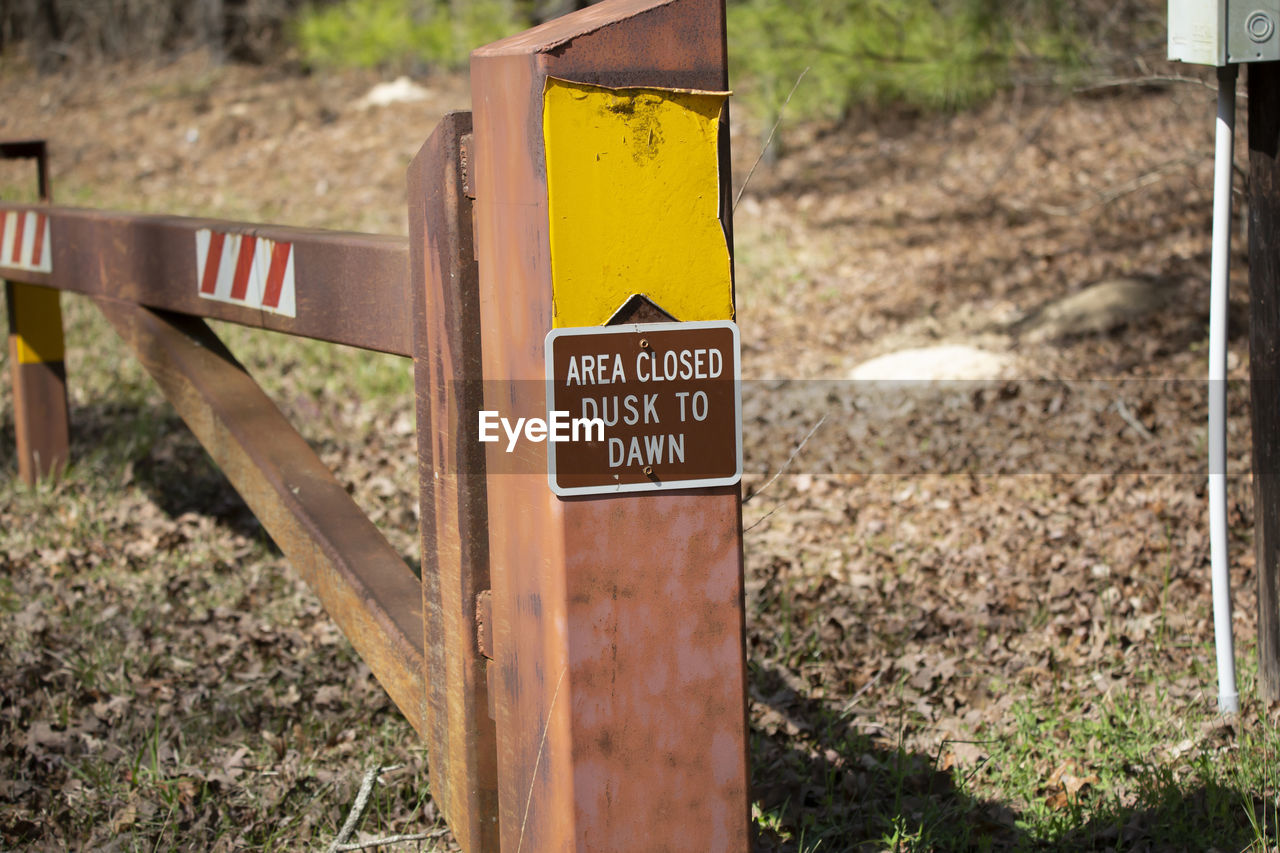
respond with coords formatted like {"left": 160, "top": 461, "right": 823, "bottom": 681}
{"left": 545, "top": 320, "right": 742, "bottom": 497}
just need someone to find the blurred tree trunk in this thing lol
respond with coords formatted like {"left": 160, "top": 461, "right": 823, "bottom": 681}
{"left": 198, "top": 0, "right": 225, "bottom": 60}
{"left": 0, "top": 0, "right": 298, "bottom": 64}
{"left": 41, "top": 0, "right": 63, "bottom": 46}
{"left": 1, "top": 0, "right": 66, "bottom": 65}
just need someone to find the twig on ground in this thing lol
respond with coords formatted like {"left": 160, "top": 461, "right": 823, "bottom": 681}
{"left": 960, "top": 754, "right": 993, "bottom": 787}
{"left": 1073, "top": 74, "right": 1229, "bottom": 95}
{"left": 743, "top": 505, "right": 782, "bottom": 533}
{"left": 1004, "top": 156, "right": 1199, "bottom": 218}
{"left": 981, "top": 96, "right": 1066, "bottom": 197}
{"left": 328, "top": 766, "right": 382, "bottom": 853}
{"left": 328, "top": 765, "right": 404, "bottom": 853}
{"left": 733, "top": 67, "right": 809, "bottom": 213}
{"left": 744, "top": 415, "right": 827, "bottom": 507}
{"left": 330, "top": 828, "right": 452, "bottom": 851}
{"left": 1115, "top": 399, "right": 1154, "bottom": 441}
{"left": 841, "top": 667, "right": 887, "bottom": 716}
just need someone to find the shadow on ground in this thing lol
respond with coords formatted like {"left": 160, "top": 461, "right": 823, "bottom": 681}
{"left": 1, "top": 400, "right": 264, "bottom": 541}
{"left": 749, "top": 663, "right": 1269, "bottom": 852}
{"left": 26, "top": 398, "right": 426, "bottom": 577}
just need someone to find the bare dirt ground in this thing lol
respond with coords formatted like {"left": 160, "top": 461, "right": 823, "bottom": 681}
{"left": 1, "top": 51, "right": 1276, "bottom": 850}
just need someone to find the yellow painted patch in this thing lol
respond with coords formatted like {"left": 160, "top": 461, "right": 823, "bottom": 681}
{"left": 10, "top": 283, "right": 64, "bottom": 364}
{"left": 543, "top": 77, "right": 733, "bottom": 327}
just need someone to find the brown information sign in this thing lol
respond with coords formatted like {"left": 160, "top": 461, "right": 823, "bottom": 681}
{"left": 545, "top": 320, "right": 741, "bottom": 496}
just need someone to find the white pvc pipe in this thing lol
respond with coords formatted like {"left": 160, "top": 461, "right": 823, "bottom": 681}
{"left": 1209, "top": 63, "right": 1239, "bottom": 715}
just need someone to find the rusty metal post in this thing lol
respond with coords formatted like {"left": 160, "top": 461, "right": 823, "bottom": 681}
{"left": 470, "top": 1, "right": 751, "bottom": 849}
{"left": 408, "top": 113, "right": 501, "bottom": 851}
{"left": 2, "top": 140, "right": 68, "bottom": 482}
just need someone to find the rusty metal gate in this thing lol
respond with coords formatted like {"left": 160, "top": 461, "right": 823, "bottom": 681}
{"left": 1, "top": 1, "right": 750, "bottom": 850}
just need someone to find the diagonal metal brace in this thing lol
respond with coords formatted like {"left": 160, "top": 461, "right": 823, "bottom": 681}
{"left": 94, "top": 297, "right": 428, "bottom": 735}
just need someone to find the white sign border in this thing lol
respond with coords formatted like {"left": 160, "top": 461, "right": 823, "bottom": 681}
{"left": 544, "top": 319, "right": 743, "bottom": 498}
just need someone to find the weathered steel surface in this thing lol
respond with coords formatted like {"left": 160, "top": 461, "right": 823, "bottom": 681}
{"left": 3, "top": 141, "right": 68, "bottom": 483}
{"left": 6, "top": 279, "right": 69, "bottom": 483}
{"left": 0, "top": 204, "right": 412, "bottom": 356}
{"left": 408, "top": 113, "right": 500, "bottom": 851}
{"left": 471, "top": 1, "right": 751, "bottom": 849}
{"left": 95, "top": 298, "right": 428, "bottom": 733}
{"left": 1249, "top": 62, "right": 1280, "bottom": 701}
{"left": 6, "top": 338, "right": 69, "bottom": 481}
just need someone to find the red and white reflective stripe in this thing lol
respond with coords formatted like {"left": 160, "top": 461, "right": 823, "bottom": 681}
{"left": 0, "top": 210, "right": 52, "bottom": 273}
{"left": 195, "top": 229, "right": 296, "bottom": 318}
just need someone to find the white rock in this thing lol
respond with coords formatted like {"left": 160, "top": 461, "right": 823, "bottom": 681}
{"left": 356, "top": 76, "right": 431, "bottom": 109}
{"left": 847, "top": 345, "right": 1019, "bottom": 382}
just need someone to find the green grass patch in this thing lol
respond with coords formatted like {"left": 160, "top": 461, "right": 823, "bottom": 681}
{"left": 294, "top": 0, "right": 523, "bottom": 71}
{"left": 748, "top": 655, "right": 1279, "bottom": 851}
{"left": 727, "top": 0, "right": 1087, "bottom": 123}
{"left": 290, "top": 0, "right": 1090, "bottom": 119}
{"left": 959, "top": 667, "right": 1279, "bottom": 851}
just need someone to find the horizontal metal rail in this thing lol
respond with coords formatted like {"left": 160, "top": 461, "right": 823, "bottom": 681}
{"left": 95, "top": 298, "right": 427, "bottom": 734}
{"left": 0, "top": 204, "right": 412, "bottom": 356}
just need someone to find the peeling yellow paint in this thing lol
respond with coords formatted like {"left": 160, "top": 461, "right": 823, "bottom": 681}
{"left": 543, "top": 77, "right": 733, "bottom": 327}
{"left": 10, "top": 283, "right": 64, "bottom": 364}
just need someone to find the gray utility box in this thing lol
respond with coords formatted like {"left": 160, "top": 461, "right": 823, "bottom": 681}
{"left": 1170, "top": 0, "right": 1280, "bottom": 64}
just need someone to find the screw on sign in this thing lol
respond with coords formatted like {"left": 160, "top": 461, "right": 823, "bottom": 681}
{"left": 545, "top": 320, "right": 741, "bottom": 496}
